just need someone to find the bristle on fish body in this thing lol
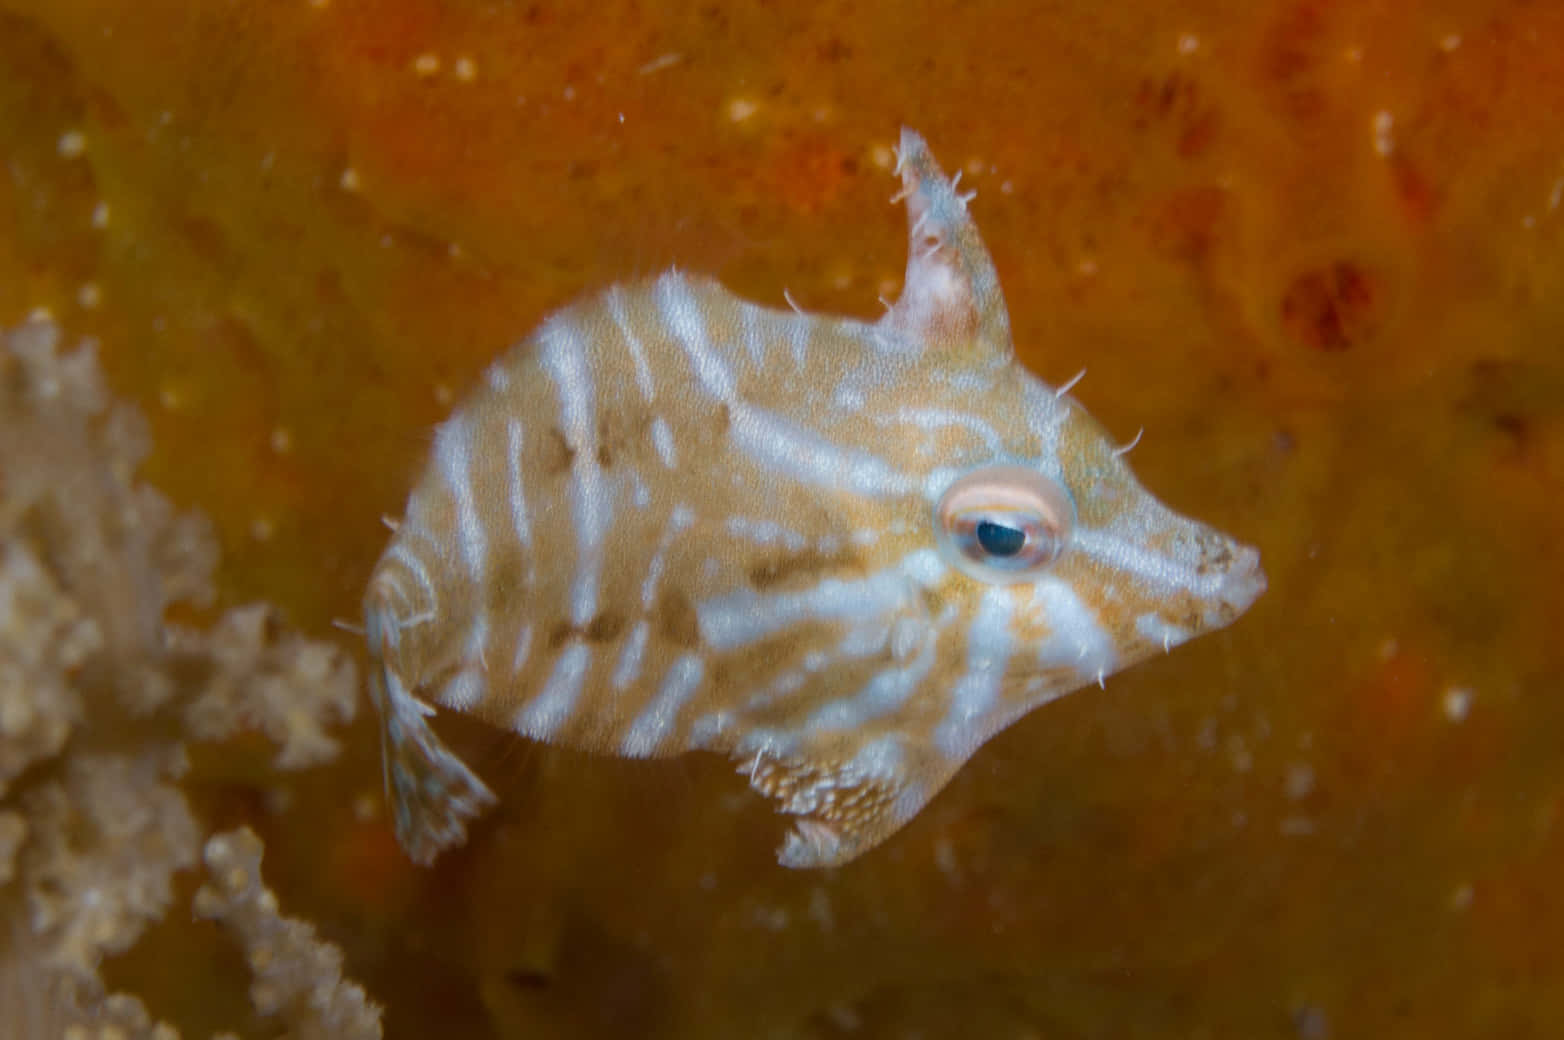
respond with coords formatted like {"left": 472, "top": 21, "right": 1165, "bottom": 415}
{"left": 362, "top": 129, "right": 1267, "bottom": 869}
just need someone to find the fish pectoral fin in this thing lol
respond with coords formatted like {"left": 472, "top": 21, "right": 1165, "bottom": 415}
{"left": 739, "top": 748, "right": 926, "bottom": 869}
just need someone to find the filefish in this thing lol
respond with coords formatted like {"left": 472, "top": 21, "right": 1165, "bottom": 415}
{"left": 363, "top": 129, "right": 1266, "bottom": 869}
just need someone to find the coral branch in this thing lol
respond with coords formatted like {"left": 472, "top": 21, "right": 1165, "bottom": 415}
{"left": 195, "top": 827, "right": 382, "bottom": 1040}
{"left": 21, "top": 749, "right": 199, "bottom": 979}
{"left": 179, "top": 603, "right": 358, "bottom": 770}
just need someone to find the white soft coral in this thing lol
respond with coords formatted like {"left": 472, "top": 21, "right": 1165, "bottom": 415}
{"left": 0, "top": 316, "right": 377, "bottom": 1038}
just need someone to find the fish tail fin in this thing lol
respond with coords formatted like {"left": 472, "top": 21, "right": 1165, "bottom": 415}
{"left": 366, "top": 613, "right": 496, "bottom": 866}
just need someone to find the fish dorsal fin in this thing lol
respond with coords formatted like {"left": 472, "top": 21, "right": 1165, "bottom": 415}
{"left": 881, "top": 128, "right": 1012, "bottom": 367}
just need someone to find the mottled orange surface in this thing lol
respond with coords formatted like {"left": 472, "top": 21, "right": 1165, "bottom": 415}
{"left": 3, "top": 0, "right": 1562, "bottom": 1035}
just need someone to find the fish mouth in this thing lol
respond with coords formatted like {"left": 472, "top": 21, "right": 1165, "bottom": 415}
{"left": 1217, "top": 543, "right": 1267, "bottom": 615}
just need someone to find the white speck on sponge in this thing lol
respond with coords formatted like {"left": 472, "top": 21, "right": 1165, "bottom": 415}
{"left": 1372, "top": 110, "right": 1394, "bottom": 157}
{"left": 1442, "top": 686, "right": 1472, "bottom": 723}
{"left": 726, "top": 97, "right": 759, "bottom": 123}
{"left": 58, "top": 130, "right": 87, "bottom": 158}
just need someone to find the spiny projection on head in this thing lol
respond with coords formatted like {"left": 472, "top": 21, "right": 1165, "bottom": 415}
{"left": 362, "top": 129, "right": 1267, "bottom": 869}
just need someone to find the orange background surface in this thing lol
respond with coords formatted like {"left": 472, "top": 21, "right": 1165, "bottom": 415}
{"left": 2, "top": 0, "right": 1561, "bottom": 1035}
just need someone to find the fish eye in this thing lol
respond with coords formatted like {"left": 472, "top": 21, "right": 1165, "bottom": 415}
{"left": 933, "top": 464, "right": 1075, "bottom": 584}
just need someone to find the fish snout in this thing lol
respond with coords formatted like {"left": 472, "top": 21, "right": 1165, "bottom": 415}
{"left": 1216, "top": 543, "right": 1267, "bottom": 616}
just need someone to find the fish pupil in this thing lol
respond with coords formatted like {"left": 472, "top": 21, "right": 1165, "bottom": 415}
{"left": 975, "top": 519, "right": 1026, "bottom": 557}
